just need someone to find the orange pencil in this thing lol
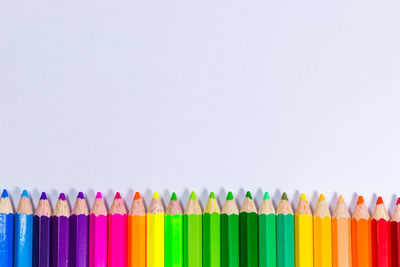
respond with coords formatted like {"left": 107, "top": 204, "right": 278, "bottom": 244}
{"left": 352, "top": 195, "right": 372, "bottom": 267}
{"left": 332, "top": 195, "right": 352, "bottom": 267}
{"left": 127, "top": 192, "right": 146, "bottom": 267}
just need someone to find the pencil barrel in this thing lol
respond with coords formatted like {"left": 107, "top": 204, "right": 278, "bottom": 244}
{"left": 203, "top": 213, "right": 221, "bottom": 267}
{"left": 0, "top": 213, "right": 14, "bottom": 267}
{"left": 33, "top": 215, "right": 51, "bottom": 267}
{"left": 351, "top": 218, "right": 372, "bottom": 267}
{"left": 371, "top": 219, "right": 391, "bottom": 267}
{"left": 108, "top": 214, "right": 127, "bottom": 267}
{"left": 392, "top": 221, "right": 400, "bottom": 267}
{"left": 332, "top": 217, "right": 352, "bottom": 267}
{"left": 221, "top": 214, "right": 239, "bottom": 267}
{"left": 277, "top": 214, "right": 294, "bottom": 267}
{"left": 313, "top": 216, "right": 332, "bottom": 267}
{"left": 71, "top": 214, "right": 89, "bottom": 267}
{"left": 89, "top": 214, "right": 107, "bottom": 267}
{"left": 51, "top": 216, "right": 70, "bottom": 267}
{"left": 294, "top": 214, "right": 313, "bottom": 267}
{"left": 165, "top": 214, "right": 183, "bottom": 267}
{"left": 259, "top": 213, "right": 276, "bottom": 267}
{"left": 147, "top": 213, "right": 165, "bottom": 267}
{"left": 184, "top": 214, "right": 202, "bottom": 267}
{"left": 14, "top": 213, "right": 33, "bottom": 267}
{"left": 239, "top": 212, "right": 258, "bottom": 267}
{"left": 127, "top": 215, "right": 146, "bottom": 267}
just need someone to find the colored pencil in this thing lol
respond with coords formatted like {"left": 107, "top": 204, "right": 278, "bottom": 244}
{"left": 71, "top": 192, "right": 89, "bottom": 267}
{"left": 147, "top": 192, "right": 165, "bottom": 267}
{"left": 203, "top": 192, "right": 221, "bottom": 267}
{"left": 276, "top": 192, "right": 294, "bottom": 267}
{"left": 294, "top": 193, "right": 313, "bottom": 267}
{"left": 352, "top": 195, "right": 372, "bottom": 267}
{"left": 332, "top": 195, "right": 352, "bottom": 267}
{"left": 0, "top": 189, "right": 13, "bottom": 267}
{"left": 258, "top": 192, "right": 276, "bottom": 267}
{"left": 184, "top": 191, "right": 202, "bottom": 267}
{"left": 52, "top": 193, "right": 70, "bottom": 267}
{"left": 371, "top": 197, "right": 391, "bottom": 267}
{"left": 239, "top": 191, "right": 258, "bottom": 267}
{"left": 89, "top": 192, "right": 108, "bottom": 267}
{"left": 165, "top": 192, "right": 183, "bottom": 267}
{"left": 33, "top": 192, "right": 51, "bottom": 267}
{"left": 221, "top": 192, "right": 239, "bottom": 267}
{"left": 108, "top": 192, "right": 127, "bottom": 267}
{"left": 392, "top": 198, "right": 400, "bottom": 267}
{"left": 14, "top": 189, "right": 34, "bottom": 267}
{"left": 313, "top": 194, "right": 332, "bottom": 267}
{"left": 127, "top": 192, "right": 146, "bottom": 267}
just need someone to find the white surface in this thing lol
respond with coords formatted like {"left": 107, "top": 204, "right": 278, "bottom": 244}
{"left": 1, "top": 1, "right": 400, "bottom": 214}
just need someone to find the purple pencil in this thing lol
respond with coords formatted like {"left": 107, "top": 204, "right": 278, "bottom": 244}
{"left": 51, "top": 193, "right": 70, "bottom": 267}
{"left": 33, "top": 192, "right": 52, "bottom": 267}
{"left": 71, "top": 192, "right": 89, "bottom": 267}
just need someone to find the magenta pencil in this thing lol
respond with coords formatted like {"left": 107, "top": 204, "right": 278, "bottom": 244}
{"left": 51, "top": 193, "right": 71, "bottom": 267}
{"left": 89, "top": 192, "right": 108, "bottom": 267}
{"left": 108, "top": 192, "right": 127, "bottom": 267}
{"left": 71, "top": 192, "right": 89, "bottom": 267}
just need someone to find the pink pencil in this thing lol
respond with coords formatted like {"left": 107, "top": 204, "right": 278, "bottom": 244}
{"left": 89, "top": 192, "right": 108, "bottom": 267}
{"left": 108, "top": 192, "right": 127, "bottom": 267}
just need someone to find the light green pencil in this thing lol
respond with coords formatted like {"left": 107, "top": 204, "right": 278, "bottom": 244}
{"left": 203, "top": 192, "right": 221, "bottom": 267}
{"left": 184, "top": 192, "right": 202, "bottom": 267}
{"left": 165, "top": 192, "right": 183, "bottom": 267}
{"left": 258, "top": 192, "right": 276, "bottom": 267}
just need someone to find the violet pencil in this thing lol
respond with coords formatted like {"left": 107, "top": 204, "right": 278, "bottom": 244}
{"left": 71, "top": 192, "right": 89, "bottom": 267}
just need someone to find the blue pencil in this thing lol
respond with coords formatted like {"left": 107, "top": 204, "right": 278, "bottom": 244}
{"left": 0, "top": 189, "right": 14, "bottom": 267}
{"left": 14, "top": 189, "right": 34, "bottom": 267}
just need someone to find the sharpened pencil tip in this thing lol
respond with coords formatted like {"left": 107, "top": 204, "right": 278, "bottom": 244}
{"left": 171, "top": 192, "right": 177, "bottom": 200}
{"left": 281, "top": 192, "right": 288, "bottom": 200}
{"left": 376, "top": 196, "right": 383, "bottom": 205}
{"left": 357, "top": 195, "right": 364, "bottom": 204}
{"left": 153, "top": 192, "right": 160, "bottom": 199}
{"left": 96, "top": 192, "right": 102, "bottom": 199}
{"left": 263, "top": 192, "right": 270, "bottom": 200}
{"left": 300, "top": 193, "right": 307, "bottom": 202}
{"left": 337, "top": 195, "right": 344, "bottom": 203}
{"left": 245, "top": 191, "right": 252, "bottom": 199}
{"left": 1, "top": 189, "right": 9, "bottom": 198}
{"left": 59, "top": 193, "right": 66, "bottom": 201}
{"left": 22, "top": 190, "right": 29, "bottom": 198}
{"left": 189, "top": 191, "right": 197, "bottom": 200}
{"left": 40, "top": 192, "right": 47, "bottom": 200}
{"left": 77, "top": 192, "right": 84, "bottom": 199}
{"left": 209, "top": 192, "right": 215, "bottom": 199}
{"left": 115, "top": 192, "right": 121, "bottom": 199}
{"left": 134, "top": 192, "right": 141, "bottom": 200}
{"left": 318, "top": 194, "right": 325, "bottom": 202}
{"left": 227, "top": 191, "right": 234, "bottom": 200}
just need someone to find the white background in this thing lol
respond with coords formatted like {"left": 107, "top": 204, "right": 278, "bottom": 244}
{"left": 1, "top": 1, "right": 400, "bottom": 215}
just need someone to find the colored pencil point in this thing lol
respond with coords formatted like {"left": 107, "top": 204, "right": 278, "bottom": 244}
{"left": 240, "top": 191, "right": 258, "bottom": 267}
{"left": 313, "top": 194, "right": 332, "bottom": 267}
{"left": 165, "top": 192, "right": 183, "bottom": 267}
{"left": 295, "top": 193, "right": 313, "bottom": 267}
{"left": 128, "top": 192, "right": 146, "bottom": 267}
{"left": 108, "top": 192, "right": 127, "bottom": 267}
{"left": 71, "top": 192, "right": 89, "bottom": 267}
{"left": 221, "top": 192, "right": 239, "bottom": 267}
{"left": 184, "top": 192, "right": 202, "bottom": 267}
{"left": 33, "top": 192, "right": 52, "bottom": 267}
{"left": 0, "top": 189, "right": 14, "bottom": 267}
{"left": 203, "top": 192, "right": 221, "bottom": 267}
{"left": 352, "top": 195, "right": 372, "bottom": 267}
{"left": 52, "top": 193, "right": 71, "bottom": 267}
{"left": 89, "top": 192, "right": 107, "bottom": 267}
{"left": 332, "top": 195, "right": 352, "bottom": 267}
{"left": 147, "top": 192, "right": 165, "bottom": 267}
{"left": 15, "top": 190, "right": 34, "bottom": 267}
{"left": 276, "top": 192, "right": 294, "bottom": 267}
{"left": 259, "top": 192, "right": 276, "bottom": 267}
{"left": 372, "top": 197, "right": 391, "bottom": 267}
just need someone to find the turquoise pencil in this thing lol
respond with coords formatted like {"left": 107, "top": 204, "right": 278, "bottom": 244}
{"left": 0, "top": 189, "right": 14, "bottom": 267}
{"left": 14, "top": 190, "right": 34, "bottom": 267}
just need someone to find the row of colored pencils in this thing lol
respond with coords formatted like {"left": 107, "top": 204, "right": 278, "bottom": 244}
{"left": 0, "top": 189, "right": 399, "bottom": 267}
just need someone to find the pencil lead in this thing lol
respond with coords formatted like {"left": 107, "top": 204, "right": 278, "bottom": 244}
{"left": 337, "top": 195, "right": 344, "bottom": 203}
{"left": 40, "top": 192, "right": 47, "bottom": 200}
{"left": 263, "top": 192, "right": 270, "bottom": 200}
{"left": 318, "top": 194, "right": 325, "bottom": 202}
{"left": 227, "top": 191, "right": 234, "bottom": 200}
{"left": 22, "top": 190, "right": 29, "bottom": 198}
{"left": 300, "top": 193, "right": 307, "bottom": 202}
{"left": 59, "top": 193, "right": 66, "bottom": 201}
{"left": 209, "top": 192, "right": 215, "bottom": 199}
{"left": 281, "top": 192, "right": 288, "bottom": 200}
{"left": 1, "top": 189, "right": 8, "bottom": 198}
{"left": 376, "top": 196, "right": 383, "bottom": 205}
{"left": 134, "top": 192, "right": 141, "bottom": 200}
{"left": 397, "top": 197, "right": 400, "bottom": 205}
{"left": 357, "top": 195, "right": 364, "bottom": 204}
{"left": 246, "top": 191, "right": 252, "bottom": 199}
{"left": 171, "top": 192, "right": 178, "bottom": 200}
{"left": 96, "top": 192, "right": 102, "bottom": 199}
{"left": 153, "top": 192, "right": 160, "bottom": 199}
{"left": 190, "top": 191, "right": 197, "bottom": 200}
{"left": 114, "top": 192, "right": 121, "bottom": 199}
{"left": 77, "top": 192, "right": 84, "bottom": 199}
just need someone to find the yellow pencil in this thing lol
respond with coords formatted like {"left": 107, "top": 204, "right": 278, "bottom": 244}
{"left": 147, "top": 192, "right": 165, "bottom": 267}
{"left": 295, "top": 193, "right": 313, "bottom": 267}
{"left": 313, "top": 194, "right": 332, "bottom": 267}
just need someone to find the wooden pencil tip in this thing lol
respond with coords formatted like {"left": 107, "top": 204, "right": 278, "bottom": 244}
{"left": 134, "top": 192, "right": 141, "bottom": 200}
{"left": 59, "top": 193, "right": 66, "bottom": 201}
{"left": 357, "top": 195, "right": 364, "bottom": 204}
{"left": 190, "top": 191, "right": 197, "bottom": 200}
{"left": 40, "top": 192, "right": 47, "bottom": 200}
{"left": 21, "top": 190, "right": 29, "bottom": 198}
{"left": 96, "top": 192, "right": 103, "bottom": 199}
{"left": 1, "top": 189, "right": 9, "bottom": 198}
{"left": 114, "top": 192, "right": 122, "bottom": 199}
{"left": 227, "top": 191, "right": 234, "bottom": 200}
{"left": 263, "top": 192, "right": 270, "bottom": 200}
{"left": 209, "top": 192, "right": 215, "bottom": 199}
{"left": 153, "top": 192, "right": 160, "bottom": 199}
{"left": 245, "top": 191, "right": 252, "bottom": 199}
{"left": 376, "top": 196, "right": 383, "bottom": 205}
{"left": 171, "top": 192, "right": 178, "bottom": 200}
{"left": 337, "top": 195, "right": 344, "bottom": 203}
{"left": 300, "top": 193, "right": 307, "bottom": 202}
{"left": 281, "top": 192, "right": 288, "bottom": 200}
{"left": 318, "top": 194, "right": 325, "bottom": 202}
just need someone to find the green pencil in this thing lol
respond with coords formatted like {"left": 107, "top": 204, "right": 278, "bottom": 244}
{"left": 258, "top": 192, "right": 276, "bottom": 267}
{"left": 184, "top": 191, "right": 202, "bottom": 267}
{"left": 165, "top": 192, "right": 183, "bottom": 267}
{"left": 276, "top": 192, "right": 294, "bottom": 267}
{"left": 221, "top": 192, "right": 239, "bottom": 267}
{"left": 203, "top": 192, "right": 221, "bottom": 267}
{"left": 239, "top": 191, "right": 258, "bottom": 267}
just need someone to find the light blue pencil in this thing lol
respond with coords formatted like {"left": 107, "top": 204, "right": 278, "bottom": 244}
{"left": 0, "top": 189, "right": 14, "bottom": 267}
{"left": 14, "top": 190, "right": 34, "bottom": 267}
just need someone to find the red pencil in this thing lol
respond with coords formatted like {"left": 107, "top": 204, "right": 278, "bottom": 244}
{"left": 372, "top": 197, "right": 391, "bottom": 267}
{"left": 391, "top": 198, "right": 400, "bottom": 267}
